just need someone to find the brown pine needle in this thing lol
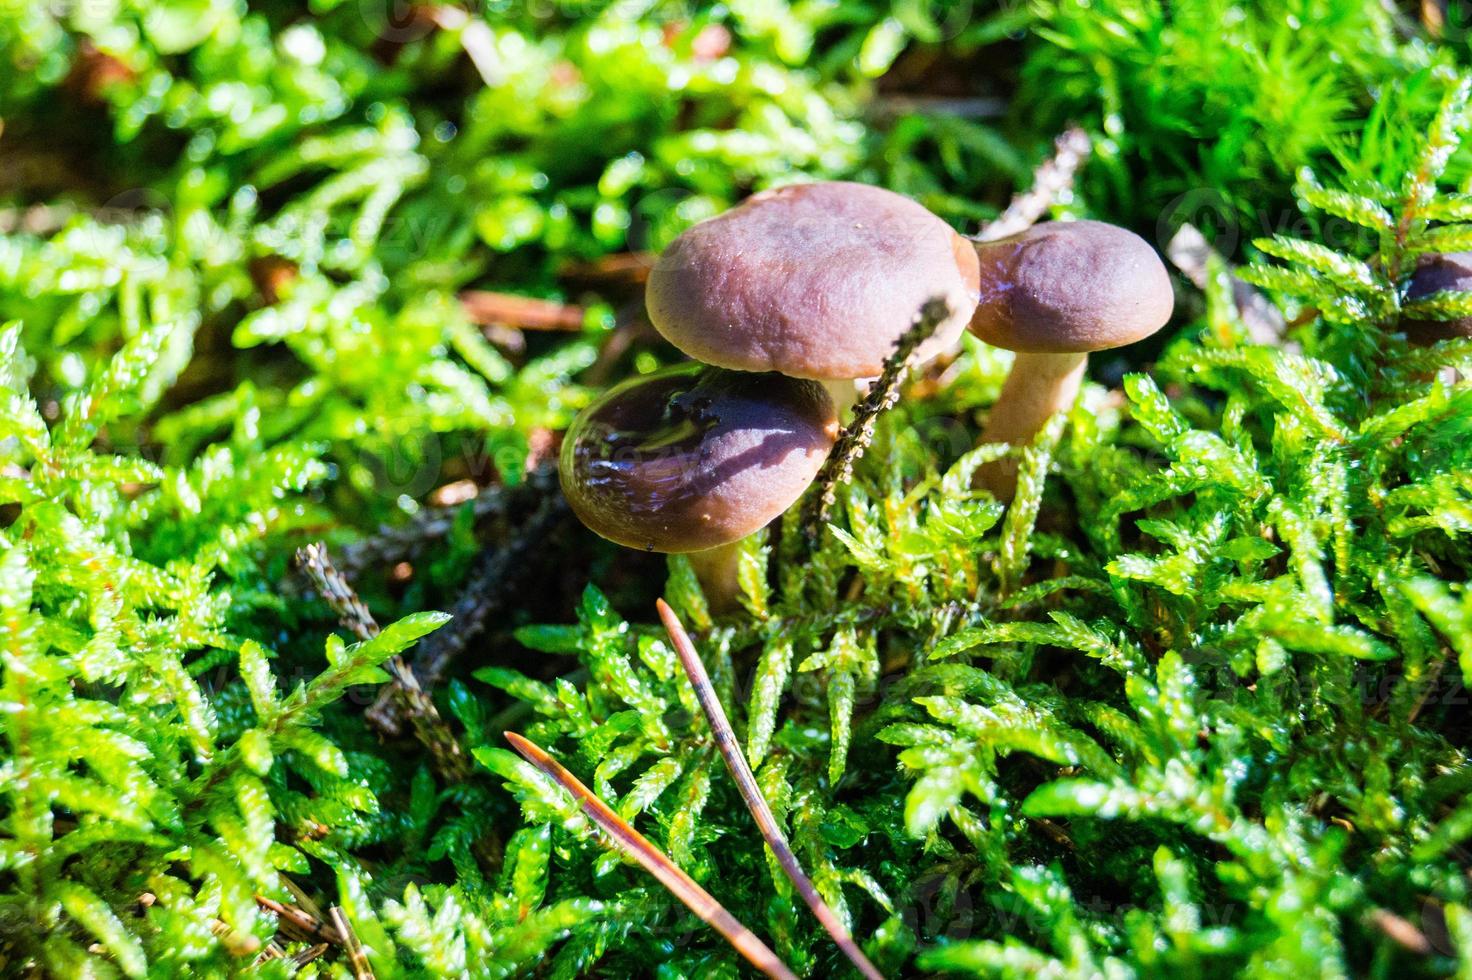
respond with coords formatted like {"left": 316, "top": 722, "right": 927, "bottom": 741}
{"left": 329, "top": 906, "right": 375, "bottom": 980}
{"left": 503, "top": 731, "right": 798, "bottom": 980}
{"left": 656, "top": 599, "right": 887, "bottom": 980}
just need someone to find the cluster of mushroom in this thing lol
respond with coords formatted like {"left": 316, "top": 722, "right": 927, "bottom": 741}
{"left": 560, "top": 181, "right": 1176, "bottom": 608}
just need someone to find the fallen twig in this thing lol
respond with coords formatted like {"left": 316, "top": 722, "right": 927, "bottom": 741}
{"left": 425, "top": 6, "right": 502, "bottom": 87}
{"left": 504, "top": 732, "right": 798, "bottom": 980}
{"left": 1368, "top": 906, "right": 1434, "bottom": 955}
{"left": 460, "top": 290, "right": 587, "bottom": 332}
{"left": 296, "top": 544, "right": 472, "bottom": 782}
{"left": 558, "top": 251, "right": 656, "bottom": 285}
{"left": 800, "top": 298, "right": 952, "bottom": 544}
{"left": 974, "top": 126, "right": 1092, "bottom": 242}
{"left": 367, "top": 482, "right": 569, "bottom": 733}
{"left": 329, "top": 906, "right": 375, "bottom": 980}
{"left": 657, "top": 599, "right": 885, "bottom": 980}
{"left": 338, "top": 464, "right": 557, "bottom": 578}
{"left": 255, "top": 895, "right": 346, "bottom": 946}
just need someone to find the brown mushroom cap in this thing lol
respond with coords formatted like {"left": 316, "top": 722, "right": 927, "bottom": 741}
{"left": 1403, "top": 252, "right": 1472, "bottom": 344}
{"left": 967, "top": 220, "right": 1174, "bottom": 354}
{"left": 646, "top": 182, "right": 981, "bottom": 380}
{"left": 560, "top": 363, "right": 838, "bottom": 553}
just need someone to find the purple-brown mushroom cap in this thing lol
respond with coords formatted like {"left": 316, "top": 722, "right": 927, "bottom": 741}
{"left": 968, "top": 220, "right": 1175, "bottom": 354}
{"left": 560, "top": 364, "right": 838, "bottom": 554}
{"left": 646, "top": 182, "right": 981, "bottom": 380}
{"left": 1403, "top": 252, "right": 1472, "bottom": 344}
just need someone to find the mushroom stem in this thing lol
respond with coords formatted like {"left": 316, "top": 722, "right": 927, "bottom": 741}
{"left": 685, "top": 540, "right": 745, "bottom": 613}
{"left": 976, "top": 350, "right": 1087, "bottom": 500}
{"left": 821, "top": 379, "right": 860, "bottom": 419}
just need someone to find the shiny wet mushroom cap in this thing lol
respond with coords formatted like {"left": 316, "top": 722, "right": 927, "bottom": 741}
{"left": 560, "top": 363, "right": 838, "bottom": 554}
{"left": 1403, "top": 252, "right": 1472, "bottom": 344}
{"left": 646, "top": 182, "right": 981, "bottom": 380}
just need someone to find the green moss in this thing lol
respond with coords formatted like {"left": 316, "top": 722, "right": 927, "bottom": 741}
{"left": 2, "top": 1, "right": 1471, "bottom": 976}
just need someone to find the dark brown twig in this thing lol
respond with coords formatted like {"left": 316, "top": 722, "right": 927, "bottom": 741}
{"left": 504, "top": 732, "right": 798, "bottom": 980}
{"left": 367, "top": 484, "right": 569, "bottom": 734}
{"left": 255, "top": 896, "right": 346, "bottom": 946}
{"left": 295, "top": 544, "right": 472, "bottom": 782}
{"left": 800, "top": 297, "right": 953, "bottom": 543}
{"left": 974, "top": 126, "right": 1092, "bottom": 243}
{"left": 337, "top": 465, "right": 557, "bottom": 577}
{"left": 657, "top": 600, "right": 886, "bottom": 980}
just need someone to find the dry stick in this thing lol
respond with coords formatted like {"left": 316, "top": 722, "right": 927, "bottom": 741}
{"left": 656, "top": 600, "right": 886, "bottom": 980}
{"left": 368, "top": 486, "right": 569, "bottom": 733}
{"left": 425, "top": 5, "right": 502, "bottom": 86}
{"left": 1368, "top": 907, "right": 1434, "bottom": 955}
{"left": 255, "top": 896, "right": 346, "bottom": 946}
{"left": 1422, "top": 0, "right": 1447, "bottom": 38}
{"left": 329, "top": 906, "right": 375, "bottom": 980}
{"left": 504, "top": 732, "right": 799, "bottom": 980}
{"left": 295, "top": 544, "right": 472, "bottom": 782}
{"left": 460, "top": 290, "right": 587, "bottom": 332}
{"left": 800, "top": 297, "right": 953, "bottom": 544}
{"left": 558, "top": 251, "right": 656, "bottom": 285}
{"left": 974, "top": 126, "right": 1092, "bottom": 243}
{"left": 338, "top": 464, "right": 556, "bottom": 578}
{"left": 293, "top": 944, "right": 331, "bottom": 968}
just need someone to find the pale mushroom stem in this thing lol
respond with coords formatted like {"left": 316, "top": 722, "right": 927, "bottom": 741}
{"left": 686, "top": 540, "right": 745, "bottom": 613}
{"left": 976, "top": 350, "right": 1087, "bottom": 501}
{"left": 821, "top": 379, "right": 860, "bottom": 419}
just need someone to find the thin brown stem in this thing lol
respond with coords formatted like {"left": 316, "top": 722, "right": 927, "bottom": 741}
{"left": 801, "top": 297, "right": 952, "bottom": 544}
{"left": 503, "top": 732, "right": 798, "bottom": 980}
{"left": 368, "top": 478, "right": 567, "bottom": 734}
{"left": 976, "top": 350, "right": 1087, "bottom": 500}
{"left": 255, "top": 896, "right": 346, "bottom": 946}
{"left": 329, "top": 906, "right": 375, "bottom": 980}
{"left": 657, "top": 600, "right": 887, "bottom": 980}
{"left": 295, "top": 544, "right": 472, "bottom": 782}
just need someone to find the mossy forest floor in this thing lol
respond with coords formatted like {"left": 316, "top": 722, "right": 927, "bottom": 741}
{"left": 3, "top": 1, "right": 1472, "bottom": 977}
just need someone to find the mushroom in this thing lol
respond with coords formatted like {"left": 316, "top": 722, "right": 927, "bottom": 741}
{"left": 645, "top": 181, "right": 981, "bottom": 411}
{"left": 1403, "top": 252, "right": 1472, "bottom": 344}
{"left": 560, "top": 363, "right": 838, "bottom": 610}
{"left": 966, "top": 220, "right": 1175, "bottom": 499}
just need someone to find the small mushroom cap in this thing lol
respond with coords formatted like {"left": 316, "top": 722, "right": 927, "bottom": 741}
{"left": 1403, "top": 252, "right": 1472, "bottom": 344}
{"left": 967, "top": 220, "right": 1175, "bottom": 354}
{"left": 560, "top": 364, "right": 838, "bottom": 554}
{"left": 646, "top": 182, "right": 981, "bottom": 380}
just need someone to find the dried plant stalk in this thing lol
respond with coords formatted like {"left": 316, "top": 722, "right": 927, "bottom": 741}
{"left": 801, "top": 297, "right": 952, "bottom": 544}
{"left": 657, "top": 599, "right": 886, "bottom": 980}
{"left": 296, "top": 544, "right": 472, "bottom": 782}
{"left": 504, "top": 732, "right": 798, "bottom": 980}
